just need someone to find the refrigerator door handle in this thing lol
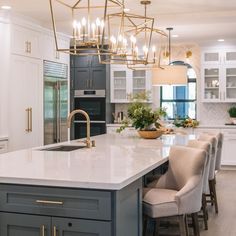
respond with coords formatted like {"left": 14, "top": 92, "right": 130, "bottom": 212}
{"left": 57, "top": 82, "right": 61, "bottom": 143}
{"left": 58, "top": 82, "right": 61, "bottom": 142}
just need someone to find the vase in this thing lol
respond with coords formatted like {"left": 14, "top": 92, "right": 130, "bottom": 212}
{"left": 138, "top": 130, "right": 163, "bottom": 139}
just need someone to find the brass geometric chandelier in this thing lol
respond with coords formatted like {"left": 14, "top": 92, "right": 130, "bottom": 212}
{"left": 126, "top": 0, "right": 168, "bottom": 69}
{"left": 100, "top": 1, "right": 155, "bottom": 65}
{"left": 49, "top": 0, "right": 168, "bottom": 67}
{"left": 49, "top": 0, "right": 123, "bottom": 55}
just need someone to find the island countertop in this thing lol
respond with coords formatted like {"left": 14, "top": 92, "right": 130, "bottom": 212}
{"left": 0, "top": 133, "right": 193, "bottom": 190}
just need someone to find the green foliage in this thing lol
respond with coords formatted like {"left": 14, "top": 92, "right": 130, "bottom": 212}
{"left": 228, "top": 107, "right": 236, "bottom": 118}
{"left": 173, "top": 116, "right": 199, "bottom": 128}
{"left": 116, "top": 98, "right": 166, "bottom": 132}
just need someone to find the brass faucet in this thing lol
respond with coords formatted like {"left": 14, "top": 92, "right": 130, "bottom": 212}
{"left": 67, "top": 109, "right": 95, "bottom": 148}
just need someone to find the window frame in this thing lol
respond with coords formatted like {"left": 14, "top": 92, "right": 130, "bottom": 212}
{"left": 160, "top": 61, "right": 197, "bottom": 120}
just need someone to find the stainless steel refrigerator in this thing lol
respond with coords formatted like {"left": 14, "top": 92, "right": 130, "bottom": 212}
{"left": 44, "top": 61, "right": 68, "bottom": 145}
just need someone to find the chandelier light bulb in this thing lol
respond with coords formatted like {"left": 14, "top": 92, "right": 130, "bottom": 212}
{"left": 73, "top": 20, "right": 77, "bottom": 29}
{"left": 96, "top": 18, "right": 101, "bottom": 26}
{"left": 82, "top": 17, "right": 87, "bottom": 26}
{"left": 152, "top": 46, "right": 156, "bottom": 52}
{"left": 118, "top": 35, "right": 123, "bottom": 42}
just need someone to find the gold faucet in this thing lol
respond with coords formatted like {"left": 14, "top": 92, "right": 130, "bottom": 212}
{"left": 67, "top": 109, "right": 95, "bottom": 148}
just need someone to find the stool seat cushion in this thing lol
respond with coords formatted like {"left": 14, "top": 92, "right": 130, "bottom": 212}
{"left": 143, "top": 187, "right": 178, "bottom": 218}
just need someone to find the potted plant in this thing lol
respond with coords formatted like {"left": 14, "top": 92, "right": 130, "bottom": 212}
{"left": 228, "top": 106, "right": 236, "bottom": 124}
{"left": 116, "top": 97, "right": 167, "bottom": 139}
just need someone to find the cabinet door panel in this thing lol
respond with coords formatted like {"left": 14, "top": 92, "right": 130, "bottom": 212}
{"left": 52, "top": 217, "right": 111, "bottom": 236}
{"left": 74, "top": 68, "right": 90, "bottom": 90}
{"left": 91, "top": 68, "right": 106, "bottom": 89}
{"left": 9, "top": 55, "right": 42, "bottom": 151}
{"left": 0, "top": 212, "right": 51, "bottom": 236}
{"left": 74, "top": 55, "right": 91, "bottom": 68}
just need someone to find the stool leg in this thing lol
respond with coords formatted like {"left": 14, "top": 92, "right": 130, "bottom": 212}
{"left": 143, "top": 215, "right": 148, "bottom": 236}
{"left": 202, "top": 193, "right": 208, "bottom": 230}
{"left": 154, "top": 219, "right": 160, "bottom": 236}
{"left": 191, "top": 213, "right": 200, "bottom": 236}
{"left": 179, "top": 215, "right": 188, "bottom": 236}
{"left": 211, "top": 178, "right": 219, "bottom": 213}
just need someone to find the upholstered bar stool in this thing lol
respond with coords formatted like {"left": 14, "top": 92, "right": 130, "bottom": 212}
{"left": 198, "top": 134, "right": 219, "bottom": 213}
{"left": 187, "top": 140, "right": 212, "bottom": 231}
{"left": 143, "top": 146, "right": 206, "bottom": 236}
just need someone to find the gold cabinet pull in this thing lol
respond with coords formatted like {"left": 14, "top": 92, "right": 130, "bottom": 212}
{"left": 36, "top": 200, "right": 64, "bottom": 205}
{"left": 40, "top": 225, "right": 45, "bottom": 236}
{"left": 29, "top": 107, "right": 33, "bottom": 132}
{"left": 25, "top": 108, "right": 30, "bottom": 132}
{"left": 53, "top": 226, "right": 57, "bottom": 236}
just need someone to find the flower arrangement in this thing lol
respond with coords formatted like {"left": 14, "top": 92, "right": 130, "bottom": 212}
{"left": 116, "top": 93, "right": 167, "bottom": 133}
{"left": 173, "top": 116, "right": 199, "bottom": 128}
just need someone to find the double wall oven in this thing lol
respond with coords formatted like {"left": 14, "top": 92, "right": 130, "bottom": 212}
{"left": 73, "top": 90, "right": 106, "bottom": 139}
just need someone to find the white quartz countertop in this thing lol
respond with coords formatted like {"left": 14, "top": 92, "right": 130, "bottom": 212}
{"left": 0, "top": 133, "right": 193, "bottom": 190}
{"left": 107, "top": 124, "right": 236, "bottom": 129}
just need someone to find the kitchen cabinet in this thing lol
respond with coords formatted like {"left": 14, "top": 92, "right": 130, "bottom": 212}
{"left": 11, "top": 24, "right": 41, "bottom": 59}
{"left": 8, "top": 55, "right": 43, "bottom": 151}
{"left": 0, "top": 213, "right": 111, "bottom": 236}
{"left": 201, "top": 49, "right": 236, "bottom": 102}
{"left": 110, "top": 65, "right": 152, "bottom": 103}
{"left": 71, "top": 55, "right": 106, "bottom": 90}
{"left": 0, "top": 181, "right": 141, "bottom": 236}
{"left": 221, "top": 129, "right": 236, "bottom": 165}
{"left": 42, "top": 33, "right": 70, "bottom": 64}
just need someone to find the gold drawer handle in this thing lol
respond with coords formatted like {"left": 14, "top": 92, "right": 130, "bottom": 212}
{"left": 53, "top": 226, "right": 57, "bottom": 236}
{"left": 40, "top": 225, "right": 45, "bottom": 236}
{"left": 36, "top": 200, "right": 64, "bottom": 205}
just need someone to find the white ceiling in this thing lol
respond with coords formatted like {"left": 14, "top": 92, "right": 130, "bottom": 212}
{"left": 2, "top": 0, "right": 236, "bottom": 45}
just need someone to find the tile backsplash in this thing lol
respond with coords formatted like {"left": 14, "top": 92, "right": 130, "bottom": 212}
{"left": 199, "top": 103, "right": 236, "bottom": 125}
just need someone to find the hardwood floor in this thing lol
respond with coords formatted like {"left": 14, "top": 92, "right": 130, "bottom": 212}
{"left": 201, "top": 170, "right": 236, "bottom": 236}
{"left": 145, "top": 170, "right": 236, "bottom": 236}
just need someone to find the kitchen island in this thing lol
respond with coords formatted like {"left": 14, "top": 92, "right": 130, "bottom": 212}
{"left": 0, "top": 133, "right": 192, "bottom": 236}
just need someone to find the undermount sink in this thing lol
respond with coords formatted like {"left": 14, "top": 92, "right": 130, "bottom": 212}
{"left": 40, "top": 145, "right": 86, "bottom": 152}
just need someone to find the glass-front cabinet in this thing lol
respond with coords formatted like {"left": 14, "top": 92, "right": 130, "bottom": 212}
{"left": 110, "top": 65, "right": 152, "bottom": 103}
{"left": 201, "top": 49, "right": 236, "bottom": 102}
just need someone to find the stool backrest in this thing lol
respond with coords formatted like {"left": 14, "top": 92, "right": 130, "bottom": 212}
{"left": 187, "top": 140, "right": 211, "bottom": 194}
{"left": 198, "top": 134, "right": 218, "bottom": 180}
{"left": 167, "top": 145, "right": 206, "bottom": 190}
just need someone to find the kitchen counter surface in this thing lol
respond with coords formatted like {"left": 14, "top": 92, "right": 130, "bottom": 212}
{"left": 107, "top": 124, "right": 236, "bottom": 129}
{"left": 0, "top": 133, "right": 193, "bottom": 190}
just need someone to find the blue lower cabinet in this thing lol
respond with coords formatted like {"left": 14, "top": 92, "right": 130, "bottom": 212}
{"left": 0, "top": 179, "right": 142, "bottom": 236}
{"left": 0, "top": 213, "right": 111, "bottom": 236}
{"left": 52, "top": 217, "right": 111, "bottom": 236}
{"left": 0, "top": 212, "right": 51, "bottom": 236}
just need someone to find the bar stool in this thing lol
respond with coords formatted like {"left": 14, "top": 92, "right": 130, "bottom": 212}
{"left": 198, "top": 134, "right": 219, "bottom": 213}
{"left": 143, "top": 145, "right": 207, "bottom": 236}
{"left": 187, "top": 140, "right": 212, "bottom": 231}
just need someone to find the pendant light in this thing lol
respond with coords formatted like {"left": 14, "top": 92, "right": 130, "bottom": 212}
{"left": 152, "top": 27, "right": 188, "bottom": 86}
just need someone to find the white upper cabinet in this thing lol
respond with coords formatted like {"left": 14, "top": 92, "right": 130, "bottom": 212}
{"left": 42, "top": 33, "right": 70, "bottom": 64}
{"left": 110, "top": 65, "right": 152, "bottom": 103}
{"left": 202, "top": 50, "right": 236, "bottom": 65}
{"left": 11, "top": 25, "right": 41, "bottom": 59}
{"left": 201, "top": 48, "right": 236, "bottom": 102}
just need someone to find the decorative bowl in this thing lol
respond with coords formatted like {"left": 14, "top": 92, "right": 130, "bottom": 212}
{"left": 138, "top": 130, "right": 163, "bottom": 139}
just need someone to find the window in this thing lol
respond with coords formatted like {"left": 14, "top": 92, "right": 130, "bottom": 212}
{"left": 160, "top": 61, "right": 197, "bottom": 119}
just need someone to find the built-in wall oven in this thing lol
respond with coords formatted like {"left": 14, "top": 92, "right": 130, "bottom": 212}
{"left": 73, "top": 90, "right": 106, "bottom": 139}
